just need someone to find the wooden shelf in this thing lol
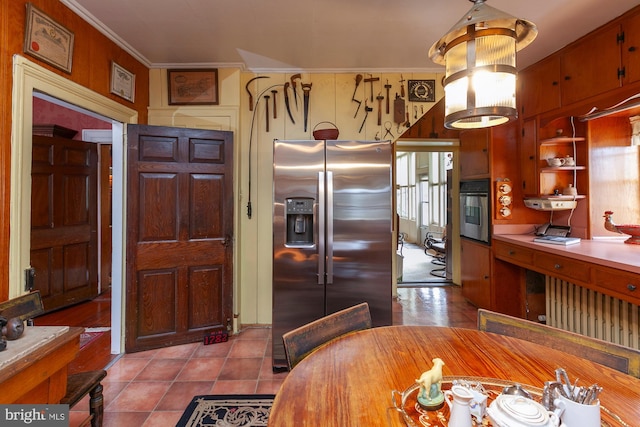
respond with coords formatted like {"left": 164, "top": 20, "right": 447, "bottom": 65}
{"left": 541, "top": 166, "right": 586, "bottom": 172}
{"left": 540, "top": 136, "right": 586, "bottom": 145}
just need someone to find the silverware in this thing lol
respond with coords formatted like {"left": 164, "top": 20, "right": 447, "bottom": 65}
{"left": 555, "top": 367, "right": 574, "bottom": 397}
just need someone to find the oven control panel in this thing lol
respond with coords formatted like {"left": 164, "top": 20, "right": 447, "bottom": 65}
{"left": 496, "top": 179, "right": 513, "bottom": 219}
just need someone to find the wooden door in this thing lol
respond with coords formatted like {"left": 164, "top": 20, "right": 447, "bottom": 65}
{"left": 125, "top": 125, "right": 233, "bottom": 353}
{"left": 31, "top": 136, "right": 99, "bottom": 311}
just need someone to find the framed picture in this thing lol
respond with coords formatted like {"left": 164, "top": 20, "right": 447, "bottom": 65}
{"left": 408, "top": 79, "right": 435, "bottom": 103}
{"left": 110, "top": 62, "right": 136, "bottom": 102}
{"left": 167, "top": 69, "right": 219, "bottom": 105}
{"left": 23, "top": 3, "right": 75, "bottom": 73}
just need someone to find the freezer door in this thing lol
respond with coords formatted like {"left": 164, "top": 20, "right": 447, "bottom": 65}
{"left": 325, "top": 140, "right": 393, "bottom": 327}
{"left": 272, "top": 139, "right": 325, "bottom": 368}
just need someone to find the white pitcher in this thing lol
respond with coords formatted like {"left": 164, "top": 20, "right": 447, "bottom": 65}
{"left": 444, "top": 385, "right": 474, "bottom": 427}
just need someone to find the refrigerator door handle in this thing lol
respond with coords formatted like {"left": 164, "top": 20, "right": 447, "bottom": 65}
{"left": 326, "top": 171, "right": 334, "bottom": 284}
{"left": 318, "top": 171, "right": 325, "bottom": 285}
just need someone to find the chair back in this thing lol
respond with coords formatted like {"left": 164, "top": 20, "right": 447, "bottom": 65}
{"left": 0, "top": 291, "right": 44, "bottom": 321}
{"left": 478, "top": 308, "right": 640, "bottom": 378}
{"left": 282, "top": 302, "right": 372, "bottom": 370}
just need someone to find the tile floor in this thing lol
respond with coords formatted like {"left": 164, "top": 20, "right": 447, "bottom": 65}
{"left": 69, "top": 285, "right": 478, "bottom": 427}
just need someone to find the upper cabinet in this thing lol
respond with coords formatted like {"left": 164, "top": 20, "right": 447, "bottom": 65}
{"left": 560, "top": 24, "right": 622, "bottom": 106}
{"left": 459, "top": 129, "right": 490, "bottom": 179}
{"left": 518, "top": 55, "right": 561, "bottom": 119}
{"left": 519, "top": 6, "right": 640, "bottom": 119}
{"left": 622, "top": 9, "right": 640, "bottom": 85}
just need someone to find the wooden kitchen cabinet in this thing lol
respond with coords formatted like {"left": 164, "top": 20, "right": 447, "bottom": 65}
{"left": 561, "top": 23, "right": 622, "bottom": 106}
{"left": 622, "top": 9, "right": 640, "bottom": 85}
{"left": 459, "top": 129, "right": 490, "bottom": 179}
{"left": 461, "top": 239, "right": 491, "bottom": 309}
{"left": 520, "top": 119, "right": 538, "bottom": 196}
{"left": 518, "top": 55, "right": 561, "bottom": 119}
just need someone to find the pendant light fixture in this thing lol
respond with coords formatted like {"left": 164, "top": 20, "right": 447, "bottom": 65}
{"left": 429, "top": 0, "right": 537, "bottom": 129}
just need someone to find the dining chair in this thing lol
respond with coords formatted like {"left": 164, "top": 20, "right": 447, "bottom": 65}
{"left": 282, "top": 302, "right": 372, "bottom": 370}
{"left": 477, "top": 308, "right": 640, "bottom": 378}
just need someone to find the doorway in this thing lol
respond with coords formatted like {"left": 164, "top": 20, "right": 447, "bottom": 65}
{"left": 10, "top": 55, "right": 136, "bottom": 354}
{"left": 396, "top": 144, "right": 457, "bottom": 285}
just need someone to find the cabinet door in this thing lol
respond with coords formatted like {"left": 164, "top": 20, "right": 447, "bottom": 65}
{"left": 520, "top": 120, "right": 538, "bottom": 196}
{"left": 461, "top": 239, "right": 491, "bottom": 309}
{"left": 561, "top": 24, "right": 622, "bottom": 106}
{"left": 518, "top": 55, "right": 561, "bottom": 118}
{"left": 459, "top": 129, "right": 490, "bottom": 179}
{"left": 623, "top": 11, "right": 640, "bottom": 85}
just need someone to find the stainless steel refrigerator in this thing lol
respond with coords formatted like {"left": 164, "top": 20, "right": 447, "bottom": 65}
{"left": 272, "top": 139, "right": 393, "bottom": 370}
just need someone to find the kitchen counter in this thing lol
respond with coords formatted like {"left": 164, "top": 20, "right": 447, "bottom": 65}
{"left": 494, "top": 234, "right": 640, "bottom": 275}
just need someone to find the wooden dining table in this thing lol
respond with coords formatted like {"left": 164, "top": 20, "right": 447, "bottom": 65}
{"left": 268, "top": 326, "right": 640, "bottom": 426}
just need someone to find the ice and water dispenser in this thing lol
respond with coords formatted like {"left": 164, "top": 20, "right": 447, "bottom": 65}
{"left": 285, "top": 197, "right": 314, "bottom": 247}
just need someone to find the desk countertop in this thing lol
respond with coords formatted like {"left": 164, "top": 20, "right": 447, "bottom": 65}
{"left": 493, "top": 234, "right": 640, "bottom": 274}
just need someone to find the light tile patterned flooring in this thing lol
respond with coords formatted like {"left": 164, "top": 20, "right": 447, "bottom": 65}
{"left": 69, "top": 285, "right": 478, "bottom": 427}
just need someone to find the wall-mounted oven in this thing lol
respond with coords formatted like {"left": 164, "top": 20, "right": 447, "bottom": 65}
{"left": 459, "top": 179, "right": 490, "bottom": 244}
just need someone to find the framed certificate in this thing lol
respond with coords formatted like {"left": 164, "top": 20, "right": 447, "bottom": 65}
{"left": 23, "top": 3, "right": 75, "bottom": 73}
{"left": 110, "top": 62, "right": 136, "bottom": 102}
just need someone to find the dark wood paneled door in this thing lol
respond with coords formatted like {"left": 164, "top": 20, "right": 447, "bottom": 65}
{"left": 31, "top": 135, "right": 99, "bottom": 311}
{"left": 126, "top": 125, "right": 233, "bottom": 353}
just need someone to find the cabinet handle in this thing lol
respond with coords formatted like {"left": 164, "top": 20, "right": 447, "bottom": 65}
{"left": 552, "top": 81, "right": 559, "bottom": 86}
{"left": 564, "top": 76, "right": 571, "bottom": 81}
{"left": 554, "top": 264, "right": 562, "bottom": 270}
{"left": 629, "top": 46, "right": 637, "bottom": 52}
{"left": 628, "top": 284, "right": 637, "bottom": 292}
{"left": 508, "top": 250, "right": 515, "bottom": 255}
{"left": 483, "top": 275, "right": 489, "bottom": 280}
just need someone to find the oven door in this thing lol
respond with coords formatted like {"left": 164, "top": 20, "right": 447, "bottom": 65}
{"left": 460, "top": 193, "right": 490, "bottom": 243}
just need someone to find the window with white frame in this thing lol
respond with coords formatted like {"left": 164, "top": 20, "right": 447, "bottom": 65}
{"left": 396, "top": 153, "right": 416, "bottom": 220}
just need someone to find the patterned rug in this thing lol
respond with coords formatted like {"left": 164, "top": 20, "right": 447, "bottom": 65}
{"left": 176, "top": 394, "right": 275, "bottom": 427}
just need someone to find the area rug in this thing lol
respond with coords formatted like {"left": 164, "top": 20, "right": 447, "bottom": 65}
{"left": 176, "top": 394, "right": 275, "bottom": 427}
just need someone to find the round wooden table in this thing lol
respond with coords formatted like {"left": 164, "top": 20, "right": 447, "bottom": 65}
{"left": 268, "top": 326, "right": 640, "bottom": 426}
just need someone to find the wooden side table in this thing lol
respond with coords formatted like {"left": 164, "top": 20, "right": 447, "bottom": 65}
{"left": 0, "top": 326, "right": 83, "bottom": 403}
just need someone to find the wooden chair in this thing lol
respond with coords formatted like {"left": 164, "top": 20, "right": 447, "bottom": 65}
{"left": 0, "top": 291, "right": 107, "bottom": 427}
{"left": 282, "top": 302, "right": 372, "bottom": 370}
{"left": 477, "top": 308, "right": 640, "bottom": 378}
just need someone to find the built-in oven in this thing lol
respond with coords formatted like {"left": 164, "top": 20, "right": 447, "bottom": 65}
{"left": 459, "top": 179, "right": 490, "bottom": 244}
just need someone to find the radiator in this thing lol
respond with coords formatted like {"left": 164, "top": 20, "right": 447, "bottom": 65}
{"left": 546, "top": 277, "right": 640, "bottom": 350}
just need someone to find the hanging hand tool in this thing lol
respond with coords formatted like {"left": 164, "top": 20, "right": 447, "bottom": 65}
{"left": 414, "top": 105, "right": 418, "bottom": 119}
{"left": 271, "top": 90, "right": 278, "bottom": 119}
{"left": 245, "top": 76, "right": 269, "bottom": 111}
{"left": 384, "top": 80, "right": 392, "bottom": 114}
{"left": 302, "top": 82, "right": 312, "bottom": 132}
{"left": 405, "top": 106, "right": 411, "bottom": 128}
{"left": 264, "top": 95, "right": 270, "bottom": 132}
{"left": 394, "top": 93, "right": 405, "bottom": 133}
{"left": 352, "top": 74, "right": 363, "bottom": 118}
{"left": 359, "top": 100, "right": 373, "bottom": 133}
{"left": 399, "top": 75, "right": 406, "bottom": 98}
{"left": 283, "top": 82, "right": 295, "bottom": 124}
{"left": 290, "top": 74, "right": 301, "bottom": 110}
{"left": 364, "top": 74, "right": 380, "bottom": 103}
{"left": 383, "top": 121, "right": 394, "bottom": 139}
{"left": 376, "top": 93, "right": 384, "bottom": 126}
